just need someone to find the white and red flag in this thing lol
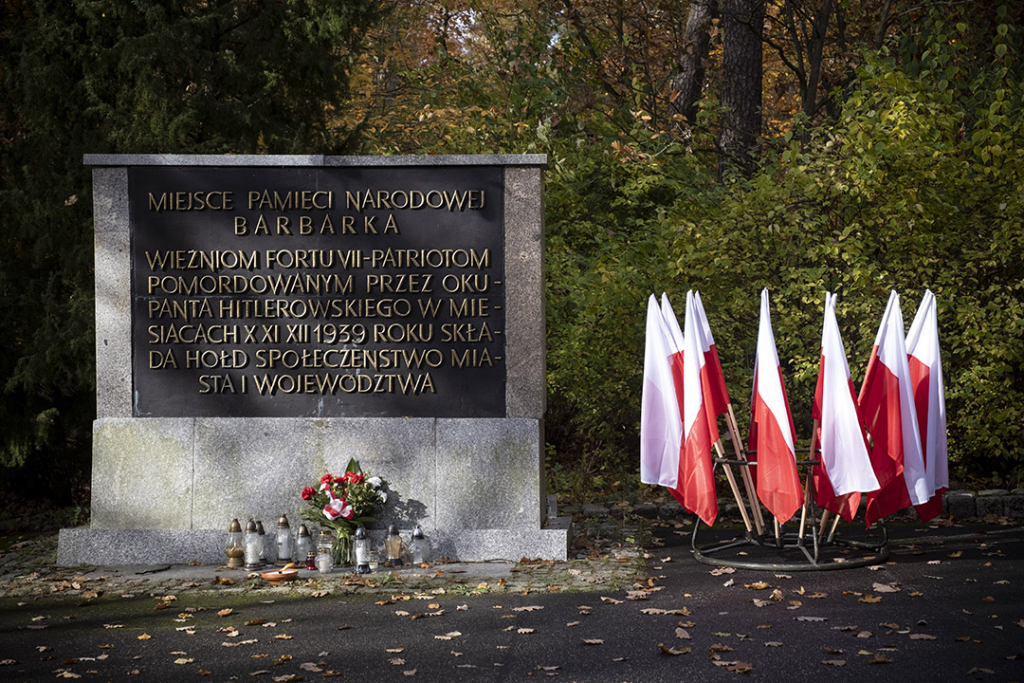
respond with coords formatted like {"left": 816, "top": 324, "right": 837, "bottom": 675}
{"left": 906, "top": 290, "right": 948, "bottom": 522}
{"left": 659, "top": 293, "right": 687, "bottom": 436}
{"left": 860, "top": 291, "right": 930, "bottom": 525}
{"left": 693, "top": 291, "right": 731, "bottom": 418}
{"left": 748, "top": 289, "right": 804, "bottom": 524}
{"left": 640, "top": 295, "right": 682, "bottom": 490}
{"left": 675, "top": 291, "right": 718, "bottom": 526}
{"left": 811, "top": 293, "right": 879, "bottom": 521}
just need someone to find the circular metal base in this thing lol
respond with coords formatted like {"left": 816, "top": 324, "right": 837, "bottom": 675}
{"left": 691, "top": 522, "right": 889, "bottom": 572}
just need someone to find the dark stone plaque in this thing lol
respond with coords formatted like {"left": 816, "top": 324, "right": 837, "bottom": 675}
{"left": 129, "top": 166, "right": 505, "bottom": 417}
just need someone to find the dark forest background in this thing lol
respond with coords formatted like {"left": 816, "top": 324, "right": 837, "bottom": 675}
{"left": 2, "top": 0, "right": 1022, "bottom": 512}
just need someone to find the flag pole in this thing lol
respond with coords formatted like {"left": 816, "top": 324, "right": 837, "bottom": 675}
{"left": 715, "top": 438, "right": 753, "bottom": 535}
{"left": 798, "top": 419, "right": 820, "bottom": 542}
{"left": 726, "top": 403, "right": 765, "bottom": 536}
{"left": 826, "top": 512, "right": 842, "bottom": 544}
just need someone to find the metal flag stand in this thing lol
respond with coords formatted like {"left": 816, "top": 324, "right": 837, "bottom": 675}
{"left": 689, "top": 417, "right": 889, "bottom": 572}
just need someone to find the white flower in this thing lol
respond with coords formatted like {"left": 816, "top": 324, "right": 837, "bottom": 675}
{"left": 368, "top": 476, "right": 382, "bottom": 488}
{"left": 379, "top": 491, "right": 388, "bottom": 503}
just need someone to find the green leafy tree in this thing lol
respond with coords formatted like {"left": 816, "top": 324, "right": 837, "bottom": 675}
{"left": 0, "top": 0, "right": 387, "bottom": 498}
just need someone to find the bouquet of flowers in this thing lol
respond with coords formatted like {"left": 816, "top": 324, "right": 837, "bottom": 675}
{"left": 300, "top": 458, "right": 388, "bottom": 565}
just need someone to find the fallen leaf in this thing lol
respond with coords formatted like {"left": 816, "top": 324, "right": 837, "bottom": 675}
{"left": 658, "top": 643, "right": 691, "bottom": 656}
{"left": 745, "top": 581, "right": 770, "bottom": 590}
{"left": 822, "top": 660, "right": 846, "bottom": 667}
{"left": 512, "top": 606, "right": 544, "bottom": 612}
{"left": 909, "top": 633, "right": 936, "bottom": 640}
{"left": 859, "top": 595, "right": 882, "bottom": 604}
{"left": 726, "top": 661, "right": 754, "bottom": 673}
{"left": 218, "top": 609, "right": 234, "bottom": 617}
{"left": 764, "top": 642, "right": 783, "bottom": 647}
{"left": 581, "top": 638, "right": 604, "bottom": 645}
{"left": 173, "top": 658, "right": 194, "bottom": 665}
{"left": 868, "top": 653, "right": 893, "bottom": 664}
{"left": 872, "top": 583, "right": 900, "bottom": 593}
{"left": 600, "top": 597, "right": 623, "bottom": 605}
{"left": 517, "top": 628, "right": 535, "bottom": 634}
{"left": 137, "top": 634, "right": 152, "bottom": 641}
{"left": 797, "top": 616, "right": 827, "bottom": 622}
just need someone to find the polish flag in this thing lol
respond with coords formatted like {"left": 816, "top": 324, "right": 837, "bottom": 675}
{"left": 748, "top": 290, "right": 804, "bottom": 524}
{"left": 811, "top": 293, "right": 879, "bottom": 521}
{"left": 659, "top": 293, "right": 687, "bottom": 420}
{"left": 640, "top": 295, "right": 682, "bottom": 490}
{"left": 665, "top": 293, "right": 720, "bottom": 445}
{"left": 860, "top": 291, "right": 929, "bottom": 526}
{"left": 906, "top": 290, "right": 948, "bottom": 522}
{"left": 657, "top": 293, "right": 688, "bottom": 509}
{"left": 674, "top": 291, "right": 718, "bottom": 526}
{"left": 693, "top": 291, "right": 731, "bottom": 417}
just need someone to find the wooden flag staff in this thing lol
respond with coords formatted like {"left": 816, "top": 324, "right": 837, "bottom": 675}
{"left": 714, "top": 438, "right": 754, "bottom": 535}
{"left": 798, "top": 419, "right": 821, "bottom": 542}
{"left": 725, "top": 403, "right": 766, "bottom": 536}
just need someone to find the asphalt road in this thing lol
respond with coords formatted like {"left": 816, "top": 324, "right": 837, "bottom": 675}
{"left": 2, "top": 521, "right": 1022, "bottom": 682}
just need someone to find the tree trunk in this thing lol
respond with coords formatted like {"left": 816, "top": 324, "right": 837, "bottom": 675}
{"left": 719, "top": 0, "right": 765, "bottom": 176}
{"left": 670, "top": 0, "right": 718, "bottom": 124}
{"left": 803, "top": 0, "right": 833, "bottom": 121}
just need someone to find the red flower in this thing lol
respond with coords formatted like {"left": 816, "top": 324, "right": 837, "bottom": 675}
{"left": 320, "top": 473, "right": 334, "bottom": 485}
{"left": 301, "top": 487, "right": 316, "bottom": 501}
{"left": 346, "top": 472, "right": 365, "bottom": 485}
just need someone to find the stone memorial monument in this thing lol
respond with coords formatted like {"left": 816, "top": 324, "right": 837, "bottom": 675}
{"left": 58, "top": 154, "right": 569, "bottom": 565}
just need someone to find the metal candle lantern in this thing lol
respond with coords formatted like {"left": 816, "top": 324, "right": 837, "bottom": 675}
{"left": 353, "top": 526, "right": 371, "bottom": 574}
{"left": 243, "top": 519, "right": 262, "bottom": 570}
{"left": 385, "top": 524, "right": 403, "bottom": 567}
{"left": 275, "top": 513, "right": 293, "bottom": 567}
{"left": 294, "top": 524, "right": 313, "bottom": 563}
{"left": 225, "top": 519, "right": 244, "bottom": 569}
{"left": 255, "top": 520, "right": 268, "bottom": 566}
{"left": 410, "top": 525, "right": 431, "bottom": 565}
